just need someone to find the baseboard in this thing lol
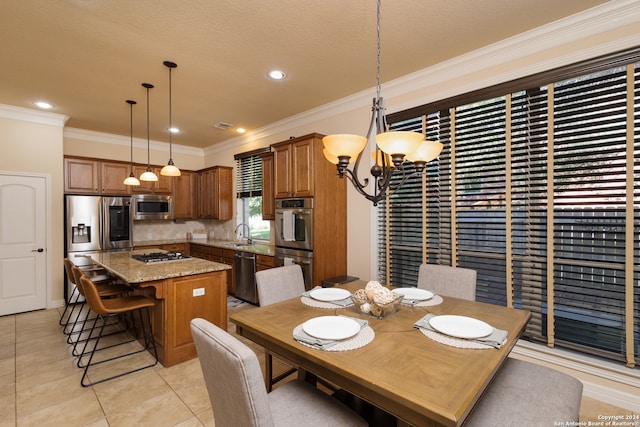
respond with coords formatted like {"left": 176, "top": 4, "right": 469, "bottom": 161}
{"left": 511, "top": 340, "right": 640, "bottom": 413}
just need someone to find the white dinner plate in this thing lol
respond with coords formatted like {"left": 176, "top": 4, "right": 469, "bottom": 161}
{"left": 302, "top": 316, "right": 361, "bottom": 340}
{"left": 393, "top": 287, "right": 434, "bottom": 301}
{"left": 428, "top": 315, "right": 493, "bottom": 339}
{"left": 308, "top": 288, "right": 351, "bottom": 302}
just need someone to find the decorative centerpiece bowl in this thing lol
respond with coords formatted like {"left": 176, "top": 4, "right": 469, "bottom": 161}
{"left": 351, "top": 281, "right": 403, "bottom": 319}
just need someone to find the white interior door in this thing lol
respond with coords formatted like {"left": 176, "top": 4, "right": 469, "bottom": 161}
{"left": 0, "top": 173, "right": 47, "bottom": 315}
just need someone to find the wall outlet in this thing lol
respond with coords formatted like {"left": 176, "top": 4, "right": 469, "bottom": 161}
{"left": 193, "top": 288, "right": 205, "bottom": 297}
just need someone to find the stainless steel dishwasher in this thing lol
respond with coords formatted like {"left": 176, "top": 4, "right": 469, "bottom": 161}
{"left": 234, "top": 251, "right": 258, "bottom": 304}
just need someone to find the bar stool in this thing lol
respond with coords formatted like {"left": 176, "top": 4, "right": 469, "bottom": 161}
{"left": 63, "top": 261, "right": 131, "bottom": 341}
{"left": 58, "top": 258, "right": 115, "bottom": 335}
{"left": 77, "top": 274, "right": 158, "bottom": 387}
{"left": 67, "top": 264, "right": 132, "bottom": 356}
{"left": 60, "top": 258, "right": 115, "bottom": 330}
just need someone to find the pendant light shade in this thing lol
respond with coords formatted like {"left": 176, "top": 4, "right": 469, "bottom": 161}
{"left": 160, "top": 60, "right": 181, "bottom": 176}
{"left": 140, "top": 82, "right": 158, "bottom": 182}
{"left": 123, "top": 99, "right": 140, "bottom": 186}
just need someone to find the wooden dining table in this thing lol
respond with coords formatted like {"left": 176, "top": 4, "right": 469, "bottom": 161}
{"left": 230, "top": 281, "right": 531, "bottom": 427}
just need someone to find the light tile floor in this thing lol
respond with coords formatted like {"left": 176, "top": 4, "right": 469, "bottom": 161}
{"left": 0, "top": 300, "right": 634, "bottom": 427}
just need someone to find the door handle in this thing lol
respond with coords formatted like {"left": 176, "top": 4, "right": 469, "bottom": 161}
{"left": 31, "top": 248, "right": 44, "bottom": 253}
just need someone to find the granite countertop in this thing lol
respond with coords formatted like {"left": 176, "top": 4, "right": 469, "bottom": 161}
{"left": 89, "top": 250, "right": 231, "bottom": 284}
{"left": 134, "top": 238, "right": 276, "bottom": 256}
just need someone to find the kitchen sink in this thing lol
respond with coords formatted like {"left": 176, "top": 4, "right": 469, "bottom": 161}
{"left": 224, "top": 242, "right": 255, "bottom": 248}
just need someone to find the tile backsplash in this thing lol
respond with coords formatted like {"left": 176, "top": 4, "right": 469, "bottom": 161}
{"left": 132, "top": 219, "right": 236, "bottom": 243}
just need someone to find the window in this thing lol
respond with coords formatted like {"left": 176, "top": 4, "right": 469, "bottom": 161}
{"left": 378, "top": 47, "right": 640, "bottom": 369}
{"left": 234, "top": 148, "right": 270, "bottom": 241}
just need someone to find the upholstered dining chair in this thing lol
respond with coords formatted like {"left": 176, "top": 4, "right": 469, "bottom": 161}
{"left": 417, "top": 263, "right": 477, "bottom": 301}
{"left": 463, "top": 358, "right": 583, "bottom": 426}
{"left": 77, "top": 274, "right": 158, "bottom": 387}
{"left": 190, "top": 318, "right": 367, "bottom": 427}
{"left": 255, "top": 264, "right": 305, "bottom": 391}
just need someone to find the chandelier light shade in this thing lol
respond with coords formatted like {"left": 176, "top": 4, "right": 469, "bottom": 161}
{"left": 160, "top": 60, "right": 181, "bottom": 177}
{"left": 140, "top": 82, "right": 158, "bottom": 182}
{"left": 123, "top": 99, "right": 140, "bottom": 186}
{"left": 405, "top": 139, "right": 445, "bottom": 164}
{"left": 322, "top": 134, "right": 367, "bottom": 160}
{"left": 322, "top": 0, "right": 443, "bottom": 205}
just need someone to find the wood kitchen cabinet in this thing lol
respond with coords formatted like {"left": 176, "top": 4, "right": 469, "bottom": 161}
{"left": 272, "top": 136, "right": 314, "bottom": 198}
{"left": 100, "top": 161, "right": 132, "bottom": 195}
{"left": 260, "top": 152, "right": 275, "bottom": 220}
{"left": 132, "top": 165, "right": 173, "bottom": 194}
{"left": 190, "top": 243, "right": 235, "bottom": 296}
{"left": 140, "top": 270, "right": 227, "bottom": 367}
{"left": 221, "top": 249, "right": 236, "bottom": 296}
{"left": 64, "top": 157, "right": 133, "bottom": 195}
{"left": 173, "top": 170, "right": 197, "bottom": 219}
{"left": 198, "top": 166, "right": 233, "bottom": 220}
{"left": 256, "top": 254, "right": 275, "bottom": 271}
{"left": 270, "top": 133, "right": 348, "bottom": 287}
{"left": 64, "top": 158, "right": 100, "bottom": 194}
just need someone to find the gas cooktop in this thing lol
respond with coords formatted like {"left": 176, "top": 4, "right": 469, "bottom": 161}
{"left": 131, "top": 251, "right": 191, "bottom": 263}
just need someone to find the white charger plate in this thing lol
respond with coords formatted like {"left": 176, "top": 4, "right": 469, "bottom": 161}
{"left": 309, "top": 288, "right": 351, "bottom": 302}
{"left": 393, "top": 287, "right": 434, "bottom": 301}
{"left": 428, "top": 315, "right": 493, "bottom": 339}
{"left": 302, "top": 316, "right": 361, "bottom": 340}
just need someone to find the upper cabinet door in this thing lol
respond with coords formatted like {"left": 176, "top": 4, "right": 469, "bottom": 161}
{"left": 272, "top": 136, "right": 314, "bottom": 198}
{"left": 131, "top": 165, "right": 173, "bottom": 194}
{"left": 290, "top": 138, "right": 313, "bottom": 197}
{"left": 273, "top": 144, "right": 292, "bottom": 198}
{"left": 100, "top": 162, "right": 131, "bottom": 195}
{"left": 260, "top": 153, "right": 275, "bottom": 220}
{"left": 64, "top": 158, "right": 99, "bottom": 194}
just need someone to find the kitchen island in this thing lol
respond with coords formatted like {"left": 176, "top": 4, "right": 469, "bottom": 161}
{"left": 89, "top": 250, "right": 231, "bottom": 367}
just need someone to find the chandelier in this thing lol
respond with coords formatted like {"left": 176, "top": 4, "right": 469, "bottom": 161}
{"left": 322, "top": 0, "right": 443, "bottom": 206}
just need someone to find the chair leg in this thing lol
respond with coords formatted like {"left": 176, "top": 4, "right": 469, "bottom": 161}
{"left": 59, "top": 287, "right": 80, "bottom": 326}
{"left": 79, "top": 307, "right": 158, "bottom": 387}
{"left": 264, "top": 349, "right": 297, "bottom": 392}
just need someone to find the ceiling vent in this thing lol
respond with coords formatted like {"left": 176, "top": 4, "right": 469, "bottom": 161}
{"left": 213, "top": 121, "right": 233, "bottom": 130}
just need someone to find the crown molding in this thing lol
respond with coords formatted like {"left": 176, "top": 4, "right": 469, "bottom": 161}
{"left": 223, "top": 0, "right": 640, "bottom": 147}
{"left": 0, "top": 104, "right": 69, "bottom": 127}
{"left": 63, "top": 127, "right": 204, "bottom": 157}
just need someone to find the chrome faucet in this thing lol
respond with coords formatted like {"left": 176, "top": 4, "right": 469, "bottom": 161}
{"left": 234, "top": 223, "right": 252, "bottom": 244}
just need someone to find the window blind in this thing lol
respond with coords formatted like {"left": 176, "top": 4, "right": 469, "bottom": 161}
{"left": 378, "top": 48, "right": 640, "bottom": 368}
{"left": 234, "top": 148, "right": 270, "bottom": 198}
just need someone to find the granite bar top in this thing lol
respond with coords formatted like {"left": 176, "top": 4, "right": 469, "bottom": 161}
{"left": 89, "top": 250, "right": 231, "bottom": 284}
{"left": 134, "top": 238, "right": 276, "bottom": 257}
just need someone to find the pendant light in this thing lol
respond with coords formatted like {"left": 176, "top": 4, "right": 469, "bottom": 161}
{"left": 322, "top": 0, "right": 443, "bottom": 206}
{"left": 160, "top": 60, "right": 181, "bottom": 176}
{"left": 139, "top": 82, "right": 158, "bottom": 182}
{"left": 123, "top": 99, "right": 140, "bottom": 186}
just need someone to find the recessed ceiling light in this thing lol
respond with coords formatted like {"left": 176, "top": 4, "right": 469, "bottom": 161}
{"left": 268, "top": 70, "right": 286, "bottom": 80}
{"left": 169, "top": 127, "right": 180, "bottom": 133}
{"left": 34, "top": 101, "right": 54, "bottom": 109}
{"left": 236, "top": 127, "right": 246, "bottom": 134}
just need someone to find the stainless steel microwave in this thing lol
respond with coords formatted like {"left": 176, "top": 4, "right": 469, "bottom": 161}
{"left": 131, "top": 194, "right": 174, "bottom": 220}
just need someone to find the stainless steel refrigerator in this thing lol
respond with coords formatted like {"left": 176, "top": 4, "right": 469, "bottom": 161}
{"left": 64, "top": 195, "right": 133, "bottom": 298}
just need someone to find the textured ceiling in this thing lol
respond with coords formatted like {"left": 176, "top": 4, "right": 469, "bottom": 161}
{"left": 1, "top": 0, "right": 610, "bottom": 149}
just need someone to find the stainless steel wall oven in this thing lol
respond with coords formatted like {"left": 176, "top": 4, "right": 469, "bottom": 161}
{"left": 274, "top": 198, "right": 314, "bottom": 289}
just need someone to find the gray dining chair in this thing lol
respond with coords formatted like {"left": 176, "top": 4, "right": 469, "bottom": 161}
{"left": 463, "top": 358, "right": 583, "bottom": 427}
{"left": 417, "top": 263, "right": 477, "bottom": 301}
{"left": 255, "top": 264, "right": 305, "bottom": 391}
{"left": 190, "top": 318, "right": 367, "bottom": 427}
